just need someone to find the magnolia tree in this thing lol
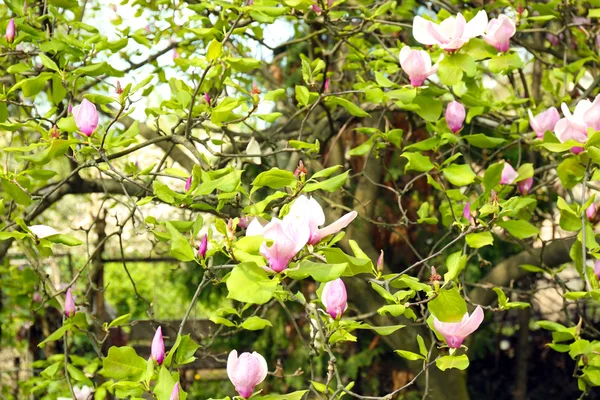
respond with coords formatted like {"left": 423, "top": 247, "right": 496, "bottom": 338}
{"left": 2, "top": 0, "right": 600, "bottom": 399}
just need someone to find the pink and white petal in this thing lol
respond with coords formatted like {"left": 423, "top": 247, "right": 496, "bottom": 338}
{"left": 246, "top": 218, "right": 265, "bottom": 236}
{"left": 252, "top": 352, "right": 269, "bottom": 384}
{"left": 311, "top": 211, "right": 358, "bottom": 244}
{"left": 456, "top": 306, "right": 484, "bottom": 337}
{"left": 413, "top": 16, "right": 443, "bottom": 45}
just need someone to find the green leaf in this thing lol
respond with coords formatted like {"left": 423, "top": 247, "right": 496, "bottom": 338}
{"left": 428, "top": 287, "right": 467, "bottom": 322}
{"left": 326, "top": 97, "right": 370, "bottom": 117}
{"left": 312, "top": 165, "right": 342, "bottom": 179}
{"left": 463, "top": 134, "right": 506, "bottom": 148}
{"left": 174, "top": 335, "right": 200, "bottom": 365}
{"left": 108, "top": 313, "right": 131, "bottom": 329}
{"left": 413, "top": 96, "right": 442, "bottom": 122}
{"left": 465, "top": 232, "right": 494, "bottom": 248}
{"left": 436, "top": 354, "right": 469, "bottom": 370}
{"left": 38, "top": 325, "right": 70, "bottom": 348}
{"left": 395, "top": 350, "right": 425, "bottom": 361}
{"left": 206, "top": 39, "right": 223, "bottom": 61}
{"left": 286, "top": 260, "right": 347, "bottom": 282}
{"left": 378, "top": 304, "right": 406, "bottom": 317}
{"left": 295, "top": 85, "right": 310, "bottom": 106}
{"left": 489, "top": 52, "right": 523, "bottom": 74}
{"left": 303, "top": 171, "right": 349, "bottom": 192}
{"left": 154, "top": 366, "right": 179, "bottom": 400}
{"left": 442, "top": 164, "right": 476, "bottom": 186}
{"left": 240, "top": 316, "right": 273, "bottom": 330}
{"left": 226, "top": 263, "right": 278, "bottom": 304}
{"left": 251, "top": 168, "right": 296, "bottom": 194}
{"left": 497, "top": 219, "right": 540, "bottom": 239}
{"left": 39, "top": 53, "right": 60, "bottom": 72}
{"left": 320, "top": 248, "right": 373, "bottom": 276}
{"left": 444, "top": 251, "right": 467, "bottom": 282}
{"left": 260, "top": 391, "right": 308, "bottom": 400}
{"left": 102, "top": 346, "right": 148, "bottom": 381}
{"left": 483, "top": 162, "right": 504, "bottom": 192}
{"left": 364, "top": 324, "right": 405, "bottom": 336}
{"left": 165, "top": 222, "right": 196, "bottom": 262}
{"left": 401, "top": 152, "right": 433, "bottom": 172}
{"left": 375, "top": 71, "right": 396, "bottom": 88}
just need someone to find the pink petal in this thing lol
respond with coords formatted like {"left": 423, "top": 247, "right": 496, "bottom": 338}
{"left": 583, "top": 95, "right": 600, "bottom": 131}
{"left": 500, "top": 163, "right": 518, "bottom": 185}
{"left": 246, "top": 218, "right": 265, "bottom": 236}
{"left": 310, "top": 210, "right": 358, "bottom": 244}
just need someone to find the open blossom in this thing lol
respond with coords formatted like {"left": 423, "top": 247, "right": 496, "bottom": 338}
{"left": 500, "top": 162, "right": 518, "bottom": 185}
{"left": 287, "top": 195, "right": 358, "bottom": 245}
{"left": 6, "top": 18, "right": 15, "bottom": 43}
{"left": 528, "top": 107, "right": 560, "bottom": 139}
{"left": 170, "top": 382, "right": 180, "bottom": 400}
{"left": 413, "top": 10, "right": 488, "bottom": 51}
{"left": 151, "top": 327, "right": 165, "bottom": 365}
{"left": 227, "top": 350, "right": 268, "bottom": 399}
{"left": 258, "top": 217, "right": 310, "bottom": 272}
{"left": 321, "top": 278, "right": 348, "bottom": 319}
{"left": 72, "top": 99, "right": 99, "bottom": 137}
{"left": 482, "top": 15, "right": 516, "bottom": 52}
{"left": 517, "top": 177, "right": 533, "bottom": 195}
{"left": 587, "top": 203, "right": 597, "bottom": 221}
{"left": 64, "top": 288, "right": 76, "bottom": 318}
{"left": 446, "top": 101, "right": 465, "bottom": 133}
{"left": 399, "top": 47, "right": 439, "bottom": 87}
{"left": 73, "top": 386, "right": 93, "bottom": 400}
{"left": 554, "top": 95, "right": 600, "bottom": 154}
{"left": 433, "top": 306, "right": 484, "bottom": 348}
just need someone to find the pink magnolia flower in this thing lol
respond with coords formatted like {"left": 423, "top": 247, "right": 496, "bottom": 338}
{"left": 528, "top": 107, "right": 560, "bottom": 139}
{"left": 399, "top": 47, "right": 440, "bottom": 87}
{"left": 517, "top": 177, "right": 533, "bottom": 195}
{"left": 554, "top": 96, "right": 600, "bottom": 153}
{"left": 324, "top": 78, "right": 330, "bottom": 92}
{"left": 594, "top": 260, "right": 600, "bottom": 279}
{"left": 245, "top": 218, "right": 266, "bottom": 236}
{"left": 287, "top": 195, "right": 358, "bottom": 245}
{"left": 6, "top": 18, "right": 15, "bottom": 43}
{"left": 500, "top": 162, "right": 518, "bottom": 185}
{"left": 321, "top": 278, "right": 348, "bottom": 319}
{"left": 312, "top": 3, "right": 322, "bottom": 13}
{"left": 198, "top": 234, "right": 208, "bottom": 258}
{"left": 73, "top": 385, "right": 93, "bottom": 400}
{"left": 412, "top": 11, "right": 488, "bottom": 51}
{"left": 446, "top": 101, "right": 466, "bottom": 133}
{"left": 227, "top": 350, "right": 268, "bottom": 399}
{"left": 72, "top": 99, "right": 99, "bottom": 137}
{"left": 170, "top": 382, "right": 180, "bottom": 400}
{"left": 433, "top": 306, "right": 484, "bottom": 348}
{"left": 259, "top": 217, "right": 310, "bottom": 272}
{"left": 151, "top": 327, "right": 165, "bottom": 365}
{"left": 482, "top": 15, "right": 516, "bottom": 52}
{"left": 64, "top": 288, "right": 76, "bottom": 318}
{"left": 204, "top": 93, "right": 211, "bottom": 104}
{"left": 587, "top": 203, "right": 597, "bottom": 221}
{"left": 546, "top": 33, "right": 560, "bottom": 46}
{"left": 184, "top": 176, "right": 192, "bottom": 192}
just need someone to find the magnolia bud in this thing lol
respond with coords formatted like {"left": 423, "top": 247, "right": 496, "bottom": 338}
{"left": 251, "top": 82, "right": 261, "bottom": 95}
{"left": 227, "top": 350, "right": 268, "bottom": 399}
{"left": 151, "top": 327, "right": 165, "bottom": 365}
{"left": 517, "top": 177, "right": 533, "bottom": 195}
{"left": 204, "top": 93, "right": 211, "bottom": 104}
{"left": 6, "top": 18, "right": 15, "bottom": 44}
{"left": 184, "top": 176, "right": 192, "bottom": 192}
{"left": 170, "top": 382, "right": 180, "bottom": 400}
{"left": 445, "top": 101, "right": 466, "bottom": 133}
{"left": 72, "top": 99, "right": 99, "bottom": 137}
{"left": 430, "top": 266, "right": 442, "bottom": 282}
{"left": 198, "top": 234, "right": 208, "bottom": 258}
{"left": 116, "top": 81, "right": 123, "bottom": 95}
{"left": 377, "top": 250, "right": 384, "bottom": 273}
{"left": 321, "top": 278, "right": 348, "bottom": 319}
{"left": 64, "top": 288, "right": 76, "bottom": 318}
{"left": 324, "top": 78, "right": 330, "bottom": 92}
{"left": 463, "top": 202, "right": 474, "bottom": 225}
{"left": 587, "top": 203, "right": 597, "bottom": 221}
